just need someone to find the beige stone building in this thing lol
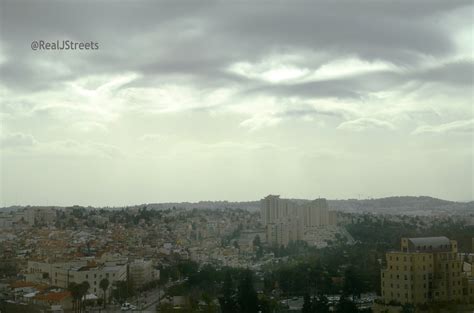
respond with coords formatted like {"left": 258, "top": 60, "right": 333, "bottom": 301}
{"left": 129, "top": 259, "right": 158, "bottom": 288}
{"left": 380, "top": 236, "right": 474, "bottom": 307}
{"left": 26, "top": 260, "right": 127, "bottom": 298}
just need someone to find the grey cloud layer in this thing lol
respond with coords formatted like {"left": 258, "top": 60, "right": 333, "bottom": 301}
{"left": 1, "top": 1, "right": 471, "bottom": 88}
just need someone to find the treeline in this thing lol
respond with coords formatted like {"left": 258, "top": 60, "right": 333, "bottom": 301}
{"left": 157, "top": 259, "right": 375, "bottom": 312}
{"left": 346, "top": 215, "right": 474, "bottom": 252}
{"left": 158, "top": 261, "right": 272, "bottom": 313}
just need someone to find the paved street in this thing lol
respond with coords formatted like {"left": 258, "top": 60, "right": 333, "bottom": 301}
{"left": 87, "top": 286, "right": 163, "bottom": 313}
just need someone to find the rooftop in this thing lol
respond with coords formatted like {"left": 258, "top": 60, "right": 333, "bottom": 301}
{"left": 35, "top": 291, "right": 71, "bottom": 302}
{"left": 406, "top": 236, "right": 452, "bottom": 252}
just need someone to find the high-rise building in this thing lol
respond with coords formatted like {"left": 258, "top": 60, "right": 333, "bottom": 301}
{"left": 260, "top": 195, "right": 296, "bottom": 226}
{"left": 265, "top": 217, "right": 303, "bottom": 247}
{"left": 260, "top": 195, "right": 337, "bottom": 247}
{"left": 299, "top": 199, "right": 329, "bottom": 227}
{"left": 380, "top": 236, "right": 474, "bottom": 306}
{"left": 328, "top": 210, "right": 338, "bottom": 226}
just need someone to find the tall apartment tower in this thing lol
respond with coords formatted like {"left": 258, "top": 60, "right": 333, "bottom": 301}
{"left": 261, "top": 195, "right": 335, "bottom": 247}
{"left": 260, "top": 195, "right": 297, "bottom": 226}
{"left": 380, "top": 236, "right": 471, "bottom": 305}
{"left": 265, "top": 216, "right": 304, "bottom": 247}
{"left": 299, "top": 198, "right": 329, "bottom": 227}
{"left": 260, "top": 195, "right": 280, "bottom": 226}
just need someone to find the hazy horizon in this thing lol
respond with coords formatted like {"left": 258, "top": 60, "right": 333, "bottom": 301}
{"left": 1, "top": 193, "right": 472, "bottom": 209}
{"left": 1, "top": 1, "right": 473, "bottom": 207}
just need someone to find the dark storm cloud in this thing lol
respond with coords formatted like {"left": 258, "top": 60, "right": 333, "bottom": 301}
{"left": 0, "top": 1, "right": 214, "bottom": 89}
{"left": 0, "top": 58, "right": 76, "bottom": 92}
{"left": 0, "top": 0, "right": 471, "bottom": 93}
{"left": 411, "top": 60, "right": 474, "bottom": 86}
{"left": 210, "top": 1, "right": 460, "bottom": 64}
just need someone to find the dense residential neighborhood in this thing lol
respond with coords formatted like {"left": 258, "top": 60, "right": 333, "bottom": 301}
{"left": 0, "top": 197, "right": 473, "bottom": 312}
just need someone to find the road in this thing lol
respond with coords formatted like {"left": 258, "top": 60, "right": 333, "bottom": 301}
{"left": 87, "top": 286, "right": 164, "bottom": 313}
{"left": 86, "top": 281, "right": 183, "bottom": 313}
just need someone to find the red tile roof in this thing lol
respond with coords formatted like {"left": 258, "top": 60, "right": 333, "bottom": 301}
{"left": 9, "top": 281, "right": 38, "bottom": 288}
{"left": 35, "top": 291, "right": 71, "bottom": 302}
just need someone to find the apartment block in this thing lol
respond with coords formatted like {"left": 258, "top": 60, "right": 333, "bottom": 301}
{"left": 260, "top": 195, "right": 338, "bottom": 247}
{"left": 129, "top": 259, "right": 158, "bottom": 288}
{"left": 381, "top": 236, "right": 473, "bottom": 306}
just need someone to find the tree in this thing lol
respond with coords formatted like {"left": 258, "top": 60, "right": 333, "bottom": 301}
{"left": 220, "top": 271, "right": 237, "bottom": 313}
{"left": 302, "top": 293, "right": 313, "bottom": 313}
{"left": 257, "top": 295, "right": 277, "bottom": 313}
{"left": 99, "top": 278, "right": 110, "bottom": 308}
{"left": 68, "top": 281, "right": 90, "bottom": 313}
{"left": 278, "top": 267, "right": 292, "bottom": 294}
{"left": 253, "top": 235, "right": 261, "bottom": 247}
{"left": 313, "top": 295, "right": 330, "bottom": 313}
{"left": 202, "top": 292, "right": 216, "bottom": 313}
{"left": 253, "top": 235, "right": 264, "bottom": 260}
{"left": 343, "top": 267, "right": 363, "bottom": 300}
{"left": 68, "top": 282, "right": 81, "bottom": 313}
{"left": 78, "top": 281, "right": 90, "bottom": 313}
{"left": 401, "top": 303, "right": 415, "bottom": 313}
{"left": 336, "top": 296, "right": 358, "bottom": 313}
{"left": 112, "top": 280, "right": 135, "bottom": 302}
{"left": 237, "top": 270, "right": 258, "bottom": 313}
{"left": 233, "top": 240, "right": 240, "bottom": 250}
{"left": 256, "top": 246, "right": 264, "bottom": 259}
{"left": 308, "top": 263, "right": 325, "bottom": 295}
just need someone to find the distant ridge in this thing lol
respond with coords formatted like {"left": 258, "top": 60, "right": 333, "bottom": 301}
{"left": 327, "top": 196, "right": 473, "bottom": 214}
{"left": 2, "top": 196, "right": 472, "bottom": 214}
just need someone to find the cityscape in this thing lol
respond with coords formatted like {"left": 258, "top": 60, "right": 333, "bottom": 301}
{"left": 1, "top": 1, "right": 473, "bottom": 313}
{"left": 0, "top": 196, "right": 473, "bottom": 312}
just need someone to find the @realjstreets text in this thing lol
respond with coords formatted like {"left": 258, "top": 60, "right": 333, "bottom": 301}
{"left": 31, "top": 40, "right": 99, "bottom": 51}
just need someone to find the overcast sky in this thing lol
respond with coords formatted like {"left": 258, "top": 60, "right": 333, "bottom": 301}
{"left": 0, "top": 1, "right": 473, "bottom": 206}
